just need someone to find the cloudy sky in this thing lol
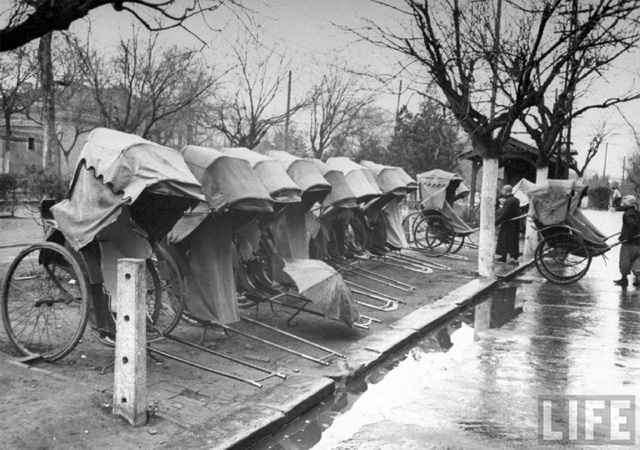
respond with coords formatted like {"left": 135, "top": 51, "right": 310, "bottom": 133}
{"left": 70, "top": 0, "right": 640, "bottom": 180}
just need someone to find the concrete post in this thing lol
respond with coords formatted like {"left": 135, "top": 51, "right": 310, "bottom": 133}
{"left": 113, "top": 258, "right": 147, "bottom": 427}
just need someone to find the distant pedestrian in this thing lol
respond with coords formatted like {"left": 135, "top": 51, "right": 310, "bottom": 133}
{"left": 611, "top": 183, "right": 622, "bottom": 211}
{"left": 495, "top": 185, "right": 520, "bottom": 264}
{"left": 615, "top": 195, "right": 640, "bottom": 287}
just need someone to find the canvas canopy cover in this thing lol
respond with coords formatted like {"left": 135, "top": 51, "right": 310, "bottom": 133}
{"left": 221, "top": 147, "right": 301, "bottom": 203}
{"left": 417, "top": 169, "right": 469, "bottom": 211}
{"left": 527, "top": 179, "right": 606, "bottom": 247}
{"left": 52, "top": 127, "right": 204, "bottom": 251}
{"left": 308, "top": 158, "right": 357, "bottom": 209}
{"left": 360, "top": 160, "right": 409, "bottom": 196}
{"left": 326, "top": 157, "right": 382, "bottom": 203}
{"left": 281, "top": 258, "right": 361, "bottom": 327}
{"left": 527, "top": 179, "right": 588, "bottom": 226}
{"left": 182, "top": 146, "right": 273, "bottom": 213}
{"left": 266, "top": 151, "right": 331, "bottom": 199}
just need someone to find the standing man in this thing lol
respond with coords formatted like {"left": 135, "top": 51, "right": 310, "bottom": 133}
{"left": 495, "top": 184, "right": 520, "bottom": 264}
{"left": 615, "top": 195, "right": 640, "bottom": 287}
{"left": 611, "top": 183, "right": 622, "bottom": 211}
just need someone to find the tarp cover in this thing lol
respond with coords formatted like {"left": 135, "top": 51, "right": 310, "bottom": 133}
{"left": 179, "top": 213, "right": 239, "bottom": 324}
{"left": 269, "top": 203, "right": 310, "bottom": 259}
{"left": 221, "top": 147, "right": 302, "bottom": 203}
{"left": 383, "top": 196, "right": 409, "bottom": 248}
{"left": 266, "top": 151, "right": 332, "bottom": 195}
{"left": 52, "top": 128, "right": 204, "bottom": 250}
{"left": 360, "top": 160, "right": 408, "bottom": 195}
{"left": 181, "top": 145, "right": 273, "bottom": 213}
{"left": 440, "top": 202, "right": 477, "bottom": 235}
{"left": 308, "top": 158, "right": 357, "bottom": 209}
{"left": 527, "top": 179, "right": 588, "bottom": 226}
{"left": 512, "top": 178, "right": 536, "bottom": 208}
{"left": 417, "top": 169, "right": 468, "bottom": 210}
{"left": 326, "top": 157, "right": 382, "bottom": 202}
{"left": 395, "top": 167, "right": 418, "bottom": 191}
{"left": 281, "top": 258, "right": 361, "bottom": 327}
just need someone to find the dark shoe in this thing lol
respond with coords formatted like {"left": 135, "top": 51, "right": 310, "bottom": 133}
{"left": 497, "top": 256, "right": 507, "bottom": 263}
{"left": 633, "top": 279, "right": 640, "bottom": 287}
{"left": 614, "top": 278, "right": 629, "bottom": 287}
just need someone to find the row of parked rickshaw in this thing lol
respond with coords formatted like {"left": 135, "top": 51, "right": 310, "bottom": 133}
{"left": 0, "top": 127, "right": 615, "bottom": 375}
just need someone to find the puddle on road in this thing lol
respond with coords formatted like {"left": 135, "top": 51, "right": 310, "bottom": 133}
{"left": 255, "top": 285, "right": 524, "bottom": 450}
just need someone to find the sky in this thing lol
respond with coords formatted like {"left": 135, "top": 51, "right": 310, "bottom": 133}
{"left": 67, "top": 0, "right": 640, "bottom": 181}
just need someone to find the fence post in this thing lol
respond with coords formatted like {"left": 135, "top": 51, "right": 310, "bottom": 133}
{"left": 113, "top": 258, "right": 148, "bottom": 427}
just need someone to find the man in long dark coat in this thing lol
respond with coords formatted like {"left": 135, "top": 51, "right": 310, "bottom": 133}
{"left": 495, "top": 184, "right": 520, "bottom": 263}
{"left": 615, "top": 195, "right": 640, "bottom": 287}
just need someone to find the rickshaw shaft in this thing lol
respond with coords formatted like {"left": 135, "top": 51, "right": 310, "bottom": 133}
{"left": 147, "top": 347, "right": 263, "bottom": 388}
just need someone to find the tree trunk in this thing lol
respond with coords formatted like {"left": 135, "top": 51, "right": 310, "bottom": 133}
{"left": 478, "top": 157, "right": 499, "bottom": 277}
{"left": 2, "top": 111, "right": 10, "bottom": 173}
{"left": 39, "top": 32, "right": 58, "bottom": 174}
{"left": 523, "top": 165, "right": 549, "bottom": 261}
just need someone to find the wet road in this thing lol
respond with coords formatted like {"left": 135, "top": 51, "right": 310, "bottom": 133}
{"left": 258, "top": 210, "right": 640, "bottom": 449}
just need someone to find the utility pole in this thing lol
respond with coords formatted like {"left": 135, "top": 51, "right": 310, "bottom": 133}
{"left": 395, "top": 79, "right": 403, "bottom": 119}
{"left": 284, "top": 70, "right": 292, "bottom": 152}
{"left": 602, "top": 143, "right": 608, "bottom": 178}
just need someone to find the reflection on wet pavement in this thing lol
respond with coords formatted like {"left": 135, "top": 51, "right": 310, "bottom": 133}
{"left": 257, "top": 285, "right": 525, "bottom": 450}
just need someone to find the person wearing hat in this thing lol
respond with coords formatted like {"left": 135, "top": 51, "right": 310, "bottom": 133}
{"left": 495, "top": 184, "right": 521, "bottom": 264}
{"left": 615, "top": 195, "right": 640, "bottom": 286}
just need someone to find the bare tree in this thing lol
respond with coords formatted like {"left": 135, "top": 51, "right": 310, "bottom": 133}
{"left": 352, "top": 0, "right": 640, "bottom": 277}
{"left": 308, "top": 66, "right": 378, "bottom": 159}
{"left": 72, "top": 31, "right": 219, "bottom": 142}
{"left": 1, "top": 0, "right": 247, "bottom": 52}
{"left": 211, "top": 37, "right": 307, "bottom": 149}
{"left": 0, "top": 43, "right": 38, "bottom": 173}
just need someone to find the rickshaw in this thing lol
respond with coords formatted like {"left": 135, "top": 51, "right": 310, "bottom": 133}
{"left": 325, "top": 157, "right": 383, "bottom": 255}
{"left": 0, "top": 128, "right": 204, "bottom": 361}
{"left": 530, "top": 179, "right": 609, "bottom": 284}
{"left": 408, "top": 169, "right": 478, "bottom": 255}
{"left": 163, "top": 145, "right": 274, "bottom": 326}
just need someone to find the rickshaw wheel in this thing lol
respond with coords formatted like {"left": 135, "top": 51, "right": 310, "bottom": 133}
{"left": 149, "top": 247, "right": 184, "bottom": 334}
{"left": 535, "top": 232, "right": 592, "bottom": 284}
{"left": 1, "top": 242, "right": 90, "bottom": 361}
{"left": 345, "top": 213, "right": 368, "bottom": 254}
{"left": 402, "top": 211, "right": 421, "bottom": 244}
{"left": 451, "top": 236, "right": 466, "bottom": 254}
{"left": 413, "top": 214, "right": 454, "bottom": 255}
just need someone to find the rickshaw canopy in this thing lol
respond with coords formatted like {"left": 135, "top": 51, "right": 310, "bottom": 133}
{"left": 308, "top": 158, "right": 357, "bottom": 209}
{"left": 528, "top": 179, "right": 606, "bottom": 247}
{"left": 181, "top": 145, "right": 273, "bottom": 213}
{"left": 360, "top": 160, "right": 411, "bottom": 195}
{"left": 326, "top": 157, "right": 382, "bottom": 203}
{"left": 52, "top": 128, "right": 204, "bottom": 250}
{"left": 417, "top": 169, "right": 469, "bottom": 210}
{"left": 221, "top": 147, "right": 302, "bottom": 204}
{"left": 527, "top": 179, "right": 588, "bottom": 226}
{"left": 266, "top": 151, "right": 332, "bottom": 196}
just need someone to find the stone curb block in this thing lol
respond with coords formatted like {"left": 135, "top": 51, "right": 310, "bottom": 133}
{"left": 255, "top": 375, "right": 335, "bottom": 421}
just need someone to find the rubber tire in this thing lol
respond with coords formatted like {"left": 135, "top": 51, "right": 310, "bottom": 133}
{"left": 534, "top": 233, "right": 592, "bottom": 284}
{"left": 413, "top": 214, "right": 454, "bottom": 255}
{"left": 151, "top": 245, "right": 185, "bottom": 333}
{"left": 1, "top": 242, "right": 90, "bottom": 361}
